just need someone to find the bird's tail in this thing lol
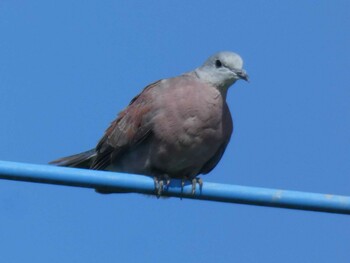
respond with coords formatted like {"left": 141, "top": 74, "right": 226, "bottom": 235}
{"left": 49, "top": 149, "right": 96, "bottom": 169}
{"left": 50, "top": 149, "right": 130, "bottom": 194}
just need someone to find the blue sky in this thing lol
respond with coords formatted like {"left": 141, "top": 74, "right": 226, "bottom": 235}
{"left": 0, "top": 1, "right": 349, "bottom": 262}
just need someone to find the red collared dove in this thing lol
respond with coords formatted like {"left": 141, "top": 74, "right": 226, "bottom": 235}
{"left": 50, "top": 51, "right": 248, "bottom": 194}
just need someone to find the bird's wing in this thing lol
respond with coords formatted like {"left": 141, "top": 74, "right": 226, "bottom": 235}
{"left": 91, "top": 80, "right": 161, "bottom": 170}
{"left": 199, "top": 138, "right": 231, "bottom": 174}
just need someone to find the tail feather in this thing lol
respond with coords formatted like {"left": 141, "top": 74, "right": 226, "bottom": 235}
{"left": 49, "top": 149, "right": 96, "bottom": 169}
{"left": 50, "top": 149, "right": 124, "bottom": 194}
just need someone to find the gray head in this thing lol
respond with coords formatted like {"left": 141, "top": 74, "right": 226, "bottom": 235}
{"left": 195, "top": 51, "right": 248, "bottom": 91}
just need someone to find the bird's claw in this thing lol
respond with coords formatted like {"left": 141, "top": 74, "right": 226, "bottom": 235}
{"left": 180, "top": 177, "right": 203, "bottom": 197}
{"left": 154, "top": 174, "right": 171, "bottom": 197}
{"left": 191, "top": 177, "right": 203, "bottom": 195}
{"left": 156, "top": 176, "right": 203, "bottom": 198}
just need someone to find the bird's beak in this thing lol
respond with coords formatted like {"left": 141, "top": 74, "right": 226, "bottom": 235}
{"left": 236, "top": 69, "right": 249, "bottom": 82}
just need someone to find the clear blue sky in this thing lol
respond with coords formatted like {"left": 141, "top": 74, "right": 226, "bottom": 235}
{"left": 0, "top": 1, "right": 349, "bottom": 262}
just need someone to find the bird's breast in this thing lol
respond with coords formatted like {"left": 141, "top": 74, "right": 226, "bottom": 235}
{"left": 143, "top": 77, "right": 233, "bottom": 177}
{"left": 152, "top": 81, "right": 227, "bottom": 153}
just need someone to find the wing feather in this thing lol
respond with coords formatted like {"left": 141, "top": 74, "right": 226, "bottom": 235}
{"left": 91, "top": 81, "right": 161, "bottom": 169}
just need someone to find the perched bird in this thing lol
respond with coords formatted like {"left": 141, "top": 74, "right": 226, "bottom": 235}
{"left": 50, "top": 51, "right": 248, "bottom": 195}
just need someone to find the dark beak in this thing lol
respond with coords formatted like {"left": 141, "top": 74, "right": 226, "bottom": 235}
{"left": 236, "top": 69, "right": 249, "bottom": 82}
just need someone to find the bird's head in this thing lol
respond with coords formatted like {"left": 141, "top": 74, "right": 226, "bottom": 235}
{"left": 195, "top": 51, "right": 249, "bottom": 92}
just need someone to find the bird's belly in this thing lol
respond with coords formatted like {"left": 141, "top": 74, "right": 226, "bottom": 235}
{"left": 151, "top": 119, "right": 224, "bottom": 178}
{"left": 107, "top": 119, "right": 224, "bottom": 179}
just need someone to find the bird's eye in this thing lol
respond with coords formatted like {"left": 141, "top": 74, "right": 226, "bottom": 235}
{"left": 215, "top": 60, "right": 222, "bottom": 68}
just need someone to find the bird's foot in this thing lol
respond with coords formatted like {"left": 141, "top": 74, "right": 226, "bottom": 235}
{"left": 180, "top": 177, "right": 203, "bottom": 197}
{"left": 154, "top": 174, "right": 171, "bottom": 197}
{"left": 180, "top": 178, "right": 186, "bottom": 199}
{"left": 191, "top": 177, "right": 203, "bottom": 195}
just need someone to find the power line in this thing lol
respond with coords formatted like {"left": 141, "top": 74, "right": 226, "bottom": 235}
{"left": 0, "top": 160, "right": 349, "bottom": 215}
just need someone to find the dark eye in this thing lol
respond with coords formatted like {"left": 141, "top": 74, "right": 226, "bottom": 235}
{"left": 215, "top": 59, "right": 222, "bottom": 68}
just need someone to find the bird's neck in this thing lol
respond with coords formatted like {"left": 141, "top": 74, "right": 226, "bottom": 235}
{"left": 192, "top": 69, "right": 232, "bottom": 99}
